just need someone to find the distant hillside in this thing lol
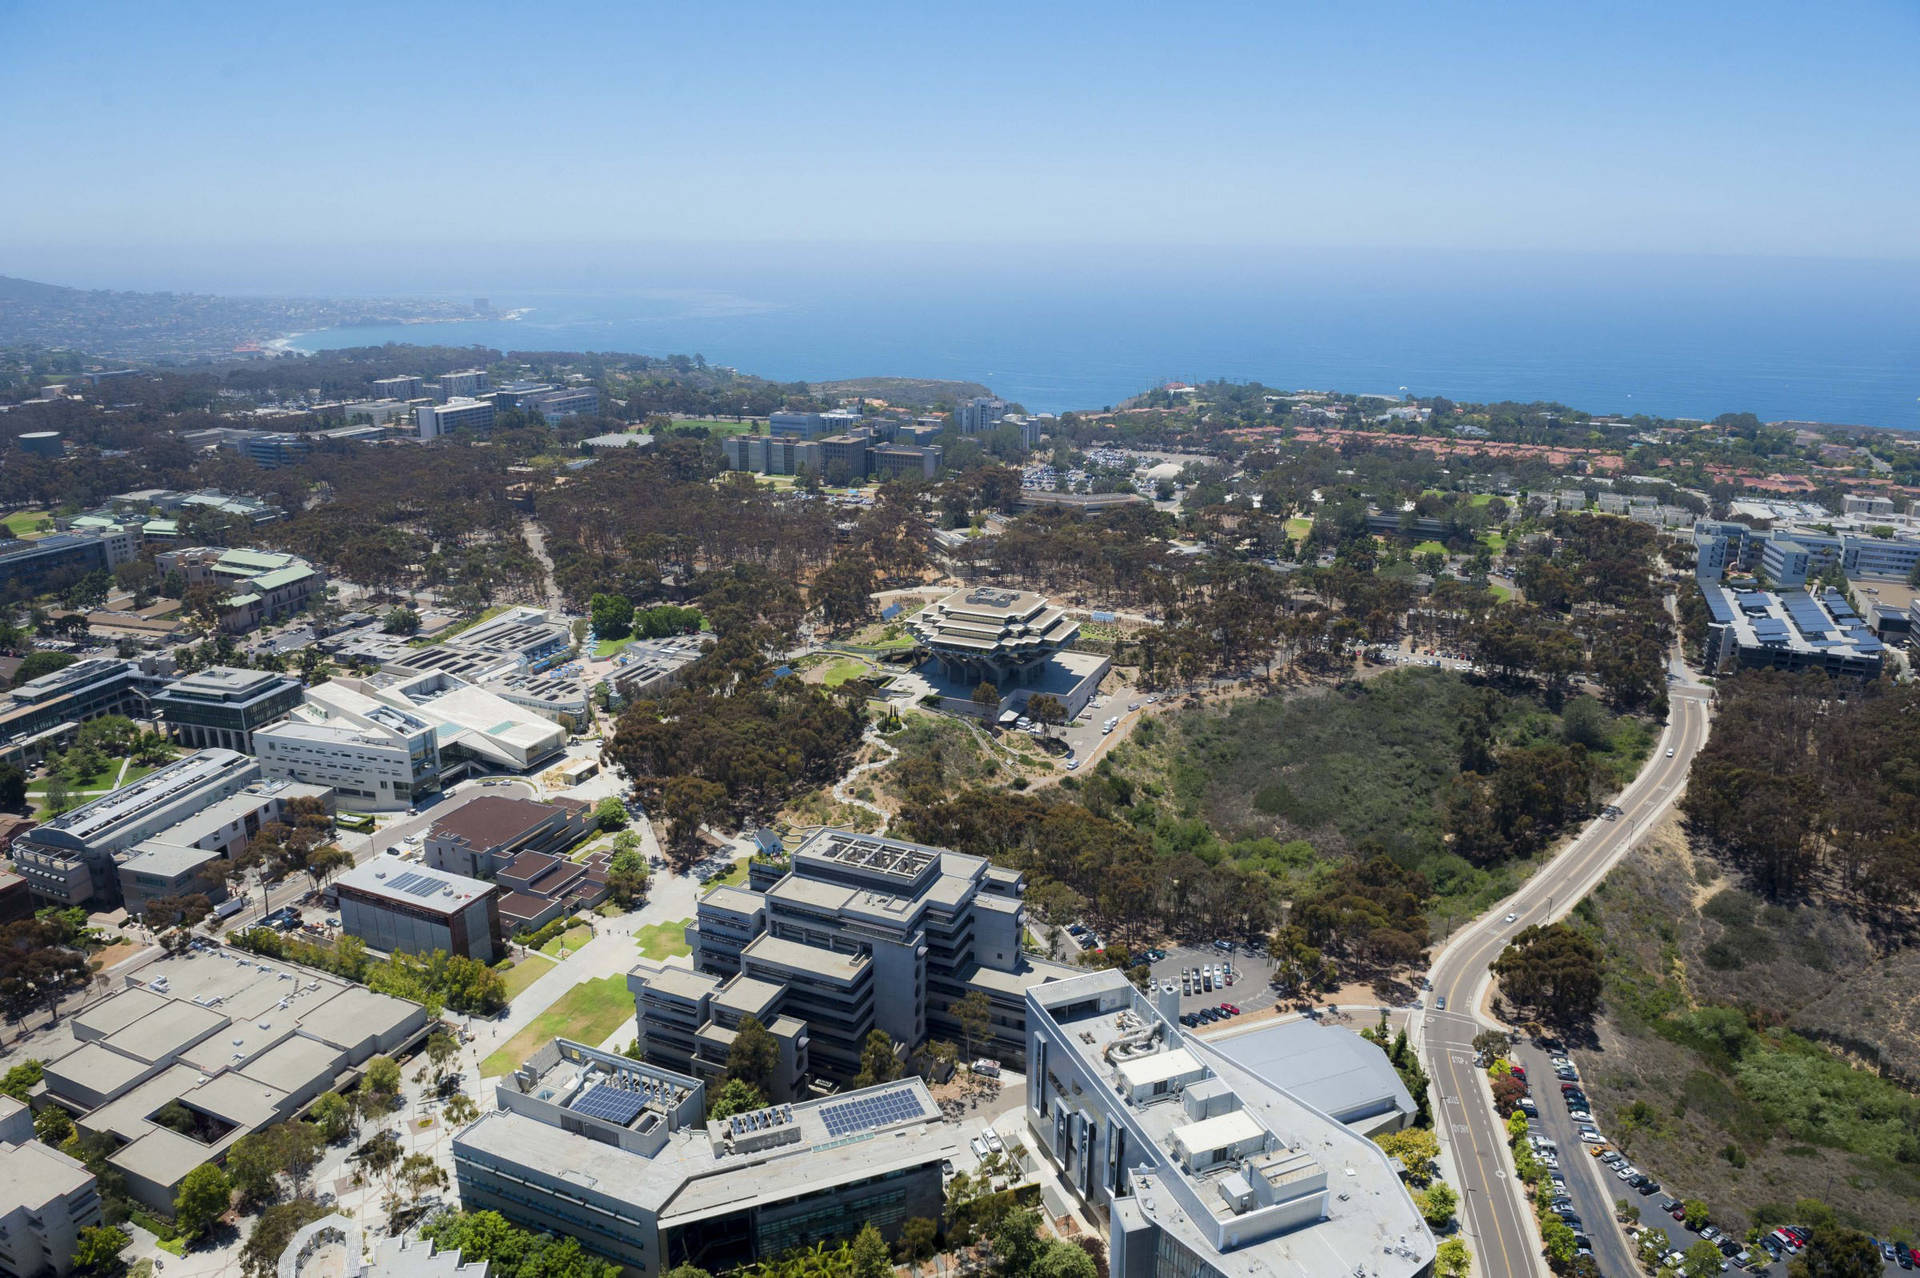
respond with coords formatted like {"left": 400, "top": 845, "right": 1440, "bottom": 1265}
{"left": 814, "top": 376, "right": 991, "bottom": 411}
{"left": 0, "top": 274, "right": 468, "bottom": 362}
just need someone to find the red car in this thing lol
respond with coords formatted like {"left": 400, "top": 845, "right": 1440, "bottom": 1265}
{"left": 1560, "top": 1082, "right": 1581, "bottom": 1094}
{"left": 1221, "top": 1003, "right": 1240, "bottom": 1015}
{"left": 1511, "top": 1065, "right": 1527, "bottom": 1081}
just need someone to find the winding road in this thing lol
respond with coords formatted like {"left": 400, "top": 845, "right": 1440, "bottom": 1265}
{"left": 1418, "top": 655, "right": 1713, "bottom": 1278}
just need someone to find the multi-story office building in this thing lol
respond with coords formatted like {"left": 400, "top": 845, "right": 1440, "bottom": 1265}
{"left": 0, "top": 656, "right": 173, "bottom": 765}
{"left": 1758, "top": 538, "right": 1812, "bottom": 589}
{"left": 721, "top": 434, "right": 823, "bottom": 477}
{"left": 334, "top": 859, "right": 502, "bottom": 963}
{"left": 1698, "top": 583, "right": 1884, "bottom": 679}
{"left": 957, "top": 395, "right": 1009, "bottom": 435}
{"left": 149, "top": 666, "right": 304, "bottom": 752}
{"left": 114, "top": 777, "right": 332, "bottom": 916}
{"left": 765, "top": 409, "right": 863, "bottom": 440}
{"left": 869, "top": 444, "right": 943, "bottom": 481}
{"left": 237, "top": 433, "right": 312, "bottom": 468}
{"left": 254, "top": 698, "right": 441, "bottom": 810}
{"left": 155, "top": 546, "right": 325, "bottom": 633}
{"left": 0, "top": 1131, "right": 103, "bottom": 1277}
{"left": 371, "top": 375, "right": 424, "bottom": 400}
{"left": 452, "top": 1039, "right": 960, "bottom": 1277}
{"left": 417, "top": 397, "right": 497, "bottom": 440}
{"left": 1026, "top": 970, "right": 1434, "bottom": 1278}
{"left": 631, "top": 828, "right": 1071, "bottom": 1094}
{"left": 305, "top": 669, "right": 566, "bottom": 775}
{"left": 0, "top": 525, "right": 141, "bottom": 595}
{"left": 818, "top": 434, "right": 874, "bottom": 482}
{"left": 12, "top": 749, "right": 262, "bottom": 908}
{"left": 1693, "top": 515, "right": 1920, "bottom": 585}
{"left": 530, "top": 388, "right": 600, "bottom": 419}
{"left": 438, "top": 370, "right": 492, "bottom": 398}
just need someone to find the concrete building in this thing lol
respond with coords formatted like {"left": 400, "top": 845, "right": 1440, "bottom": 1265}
{"left": 721, "top": 434, "right": 823, "bottom": 477}
{"left": 307, "top": 671, "right": 566, "bottom": 775}
{"left": 422, "top": 795, "right": 593, "bottom": 879}
{"left": 452, "top": 1038, "right": 959, "bottom": 1276}
{"left": 0, "top": 656, "right": 173, "bottom": 766}
{"left": 335, "top": 859, "right": 502, "bottom": 963}
{"left": 869, "top": 444, "right": 943, "bottom": 481}
{"left": 1026, "top": 970, "right": 1434, "bottom": 1278}
{"left": 438, "top": 370, "right": 491, "bottom": 399}
{"left": 632, "top": 827, "right": 1072, "bottom": 1093}
{"left": 527, "top": 387, "right": 599, "bottom": 419}
{"left": 1698, "top": 583, "right": 1884, "bottom": 679}
{"left": 1843, "top": 494, "right": 1896, "bottom": 516}
{"left": 254, "top": 698, "right": 442, "bottom": 811}
{"left": 371, "top": 375, "right": 424, "bottom": 401}
{"left": 417, "top": 397, "right": 497, "bottom": 440}
{"left": 909, "top": 586, "right": 1080, "bottom": 693}
{"left": 818, "top": 434, "right": 874, "bottom": 482}
{"left": 765, "top": 410, "right": 862, "bottom": 440}
{"left": 156, "top": 546, "right": 325, "bottom": 633}
{"left": 0, "top": 1134, "right": 102, "bottom": 1277}
{"left": 12, "top": 749, "right": 263, "bottom": 908}
{"left": 0, "top": 525, "right": 141, "bottom": 596}
{"left": 1204, "top": 1019, "right": 1417, "bottom": 1135}
{"left": 115, "top": 777, "right": 330, "bottom": 917}
{"left": 492, "top": 849, "right": 611, "bottom": 934}
{"left": 36, "top": 953, "right": 426, "bottom": 1213}
{"left": 150, "top": 665, "right": 304, "bottom": 752}
{"left": 957, "top": 396, "right": 1009, "bottom": 435}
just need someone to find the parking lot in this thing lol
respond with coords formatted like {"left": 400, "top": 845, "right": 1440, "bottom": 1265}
{"left": 1513, "top": 1041, "right": 1916, "bottom": 1276}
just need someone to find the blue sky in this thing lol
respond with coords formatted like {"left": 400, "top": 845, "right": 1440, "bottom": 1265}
{"left": 2, "top": 0, "right": 1917, "bottom": 285}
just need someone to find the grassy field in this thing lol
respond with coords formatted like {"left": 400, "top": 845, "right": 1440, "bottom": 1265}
{"left": 701, "top": 858, "right": 749, "bottom": 894}
{"left": 496, "top": 954, "right": 555, "bottom": 1002}
{"left": 1284, "top": 516, "right": 1312, "bottom": 544}
{"left": 672, "top": 417, "right": 755, "bottom": 437}
{"left": 817, "top": 657, "right": 870, "bottom": 687}
{"left": 2, "top": 510, "right": 52, "bottom": 538}
{"left": 592, "top": 635, "right": 634, "bottom": 658}
{"left": 481, "top": 974, "right": 632, "bottom": 1076}
{"left": 1411, "top": 539, "right": 1447, "bottom": 556}
{"left": 537, "top": 923, "right": 594, "bottom": 958}
{"left": 634, "top": 918, "right": 693, "bottom": 960}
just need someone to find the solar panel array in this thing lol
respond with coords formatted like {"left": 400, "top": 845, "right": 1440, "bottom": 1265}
{"left": 819, "top": 1085, "right": 923, "bottom": 1137}
{"left": 1702, "top": 588, "right": 1735, "bottom": 625}
{"left": 385, "top": 871, "right": 445, "bottom": 898}
{"left": 571, "top": 1082, "right": 649, "bottom": 1127}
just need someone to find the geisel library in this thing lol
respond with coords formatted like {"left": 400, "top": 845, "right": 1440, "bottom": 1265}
{"left": 908, "top": 586, "right": 1111, "bottom": 719}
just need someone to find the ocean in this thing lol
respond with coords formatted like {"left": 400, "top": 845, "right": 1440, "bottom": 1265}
{"left": 280, "top": 248, "right": 1920, "bottom": 427}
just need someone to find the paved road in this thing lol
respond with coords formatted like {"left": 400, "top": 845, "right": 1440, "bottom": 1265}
{"left": 1420, "top": 661, "right": 1713, "bottom": 1278}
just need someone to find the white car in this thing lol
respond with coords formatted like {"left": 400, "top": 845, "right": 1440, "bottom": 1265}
{"left": 1503, "top": 912, "right": 1518, "bottom": 924}
{"left": 1666, "top": 747, "right": 1676, "bottom": 757}
{"left": 970, "top": 1136, "right": 989, "bottom": 1160}
{"left": 983, "top": 1128, "right": 1004, "bottom": 1155}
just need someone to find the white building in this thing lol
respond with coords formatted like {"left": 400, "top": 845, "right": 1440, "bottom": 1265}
{"left": 417, "top": 397, "right": 497, "bottom": 440}
{"left": 1026, "top": 970, "right": 1434, "bottom": 1278}
{"left": 0, "top": 1127, "right": 103, "bottom": 1278}
{"left": 438, "top": 370, "right": 491, "bottom": 399}
{"left": 305, "top": 671, "right": 565, "bottom": 775}
{"left": 254, "top": 699, "right": 441, "bottom": 811}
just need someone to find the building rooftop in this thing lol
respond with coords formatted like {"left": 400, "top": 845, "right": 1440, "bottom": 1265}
{"left": 36, "top": 748, "right": 254, "bottom": 845}
{"left": 1207, "top": 1019, "right": 1416, "bottom": 1131}
{"left": 429, "top": 796, "right": 566, "bottom": 851}
{"left": 0, "top": 1137, "right": 96, "bottom": 1208}
{"left": 334, "top": 860, "right": 496, "bottom": 916}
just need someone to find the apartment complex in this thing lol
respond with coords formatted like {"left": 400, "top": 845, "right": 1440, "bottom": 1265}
{"left": 334, "top": 859, "right": 503, "bottom": 963}
{"left": 957, "top": 395, "right": 1010, "bottom": 434}
{"left": 630, "top": 828, "right": 1071, "bottom": 1094}
{"left": 451, "top": 1039, "right": 959, "bottom": 1277}
{"left": 149, "top": 665, "right": 304, "bottom": 752}
{"left": 371, "top": 375, "right": 424, "bottom": 400}
{"left": 1026, "top": 970, "right": 1434, "bottom": 1278}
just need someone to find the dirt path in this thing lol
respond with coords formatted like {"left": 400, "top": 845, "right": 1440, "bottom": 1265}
{"left": 832, "top": 729, "right": 900, "bottom": 833}
{"left": 519, "top": 518, "right": 566, "bottom": 613}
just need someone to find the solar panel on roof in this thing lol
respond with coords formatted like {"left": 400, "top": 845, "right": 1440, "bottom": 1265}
{"left": 819, "top": 1085, "right": 922, "bottom": 1137}
{"left": 572, "top": 1082, "right": 649, "bottom": 1126}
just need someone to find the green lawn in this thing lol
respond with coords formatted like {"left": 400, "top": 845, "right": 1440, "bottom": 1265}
{"left": 481, "top": 974, "right": 633, "bottom": 1076}
{"left": 3, "top": 510, "right": 52, "bottom": 538}
{"left": 538, "top": 923, "right": 594, "bottom": 958}
{"left": 1284, "top": 517, "right": 1312, "bottom": 543}
{"left": 634, "top": 918, "right": 693, "bottom": 960}
{"left": 701, "top": 858, "right": 750, "bottom": 894}
{"left": 592, "top": 634, "right": 634, "bottom": 658}
{"left": 673, "top": 417, "right": 755, "bottom": 437}
{"left": 1482, "top": 530, "right": 1509, "bottom": 554}
{"left": 1488, "top": 582, "right": 1514, "bottom": 602}
{"left": 496, "top": 954, "right": 555, "bottom": 1002}
{"left": 1411, "top": 539, "right": 1447, "bottom": 556}
{"left": 819, "top": 657, "right": 871, "bottom": 687}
